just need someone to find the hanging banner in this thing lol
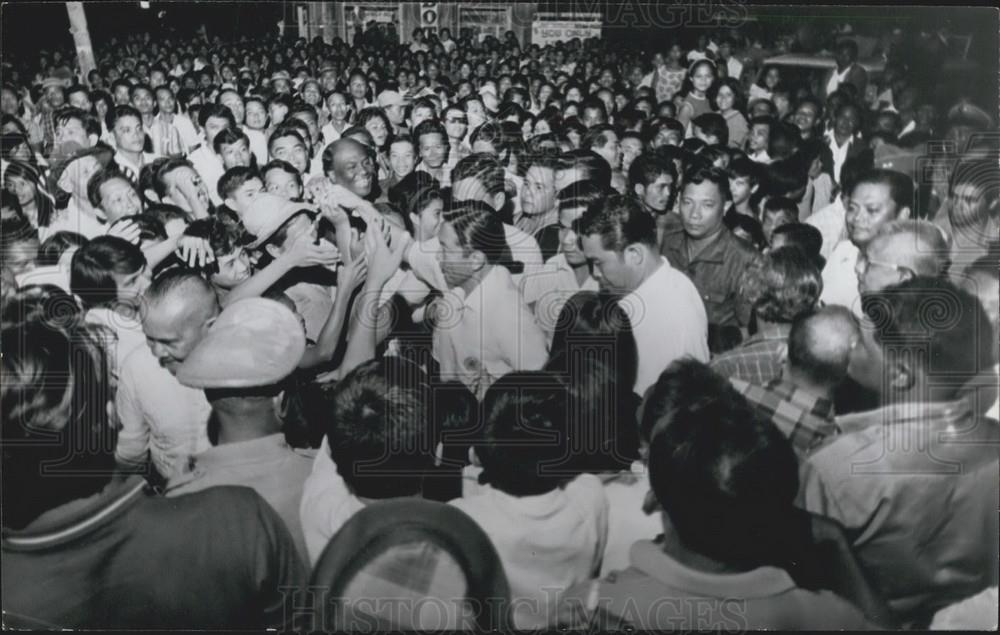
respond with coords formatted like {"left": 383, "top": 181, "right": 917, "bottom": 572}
{"left": 346, "top": 3, "right": 399, "bottom": 26}
{"left": 421, "top": 3, "right": 439, "bottom": 32}
{"left": 459, "top": 6, "right": 510, "bottom": 42}
{"left": 531, "top": 13, "right": 602, "bottom": 47}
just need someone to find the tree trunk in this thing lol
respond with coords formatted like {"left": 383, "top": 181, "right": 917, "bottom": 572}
{"left": 66, "top": 2, "right": 96, "bottom": 83}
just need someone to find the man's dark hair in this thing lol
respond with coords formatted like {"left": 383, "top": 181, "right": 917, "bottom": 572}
{"left": 412, "top": 118, "right": 447, "bottom": 145}
{"left": 556, "top": 149, "right": 612, "bottom": 190}
{"left": 581, "top": 123, "right": 617, "bottom": 151}
{"left": 107, "top": 104, "right": 142, "bottom": 131}
{"left": 87, "top": 167, "right": 134, "bottom": 209}
{"left": 863, "top": 276, "right": 994, "bottom": 389}
{"left": 70, "top": 235, "right": 146, "bottom": 311}
{"left": 768, "top": 121, "right": 801, "bottom": 161}
{"left": 326, "top": 357, "right": 434, "bottom": 499}
{"left": 628, "top": 152, "right": 678, "bottom": 191}
{"left": 197, "top": 102, "right": 237, "bottom": 130}
{"left": 771, "top": 223, "right": 825, "bottom": 269}
{"left": 692, "top": 112, "right": 729, "bottom": 146}
{"left": 577, "top": 192, "right": 656, "bottom": 251}
{"left": 261, "top": 159, "right": 303, "bottom": 191}
{"left": 477, "top": 371, "right": 571, "bottom": 496}
{"left": 683, "top": 165, "right": 732, "bottom": 203}
{"left": 852, "top": 168, "right": 914, "bottom": 213}
{"left": 218, "top": 165, "right": 261, "bottom": 200}
{"left": 2, "top": 320, "right": 115, "bottom": 530}
{"left": 212, "top": 126, "right": 250, "bottom": 156}
{"left": 727, "top": 155, "right": 761, "bottom": 186}
{"left": 267, "top": 125, "right": 306, "bottom": 156}
{"left": 55, "top": 107, "right": 101, "bottom": 138}
{"left": 149, "top": 157, "right": 195, "bottom": 200}
{"left": 646, "top": 360, "right": 800, "bottom": 568}
{"left": 66, "top": 83, "right": 89, "bottom": 102}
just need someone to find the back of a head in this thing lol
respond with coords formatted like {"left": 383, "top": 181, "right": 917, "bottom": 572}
{"left": 557, "top": 148, "right": 611, "bottom": 190}
{"left": 451, "top": 152, "right": 505, "bottom": 196}
{"left": 647, "top": 365, "right": 800, "bottom": 568}
{"left": 2, "top": 321, "right": 115, "bottom": 530}
{"left": 640, "top": 358, "right": 734, "bottom": 444}
{"left": 742, "top": 245, "right": 822, "bottom": 324}
{"left": 863, "top": 276, "right": 994, "bottom": 394}
{"left": 326, "top": 357, "right": 433, "bottom": 499}
{"left": 443, "top": 199, "right": 522, "bottom": 274}
{"left": 478, "top": 371, "right": 570, "bottom": 497}
{"left": 308, "top": 498, "right": 511, "bottom": 631}
{"left": 787, "top": 305, "right": 859, "bottom": 389}
{"left": 771, "top": 223, "right": 824, "bottom": 267}
{"left": 577, "top": 193, "right": 656, "bottom": 252}
{"left": 549, "top": 290, "right": 638, "bottom": 393}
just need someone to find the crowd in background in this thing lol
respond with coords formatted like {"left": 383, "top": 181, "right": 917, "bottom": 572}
{"left": 2, "top": 13, "right": 998, "bottom": 631}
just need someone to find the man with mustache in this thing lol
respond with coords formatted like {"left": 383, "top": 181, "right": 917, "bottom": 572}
{"left": 115, "top": 269, "right": 218, "bottom": 481}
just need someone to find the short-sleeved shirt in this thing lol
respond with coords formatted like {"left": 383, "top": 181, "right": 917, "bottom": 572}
{"left": 660, "top": 226, "right": 761, "bottom": 329}
{"left": 166, "top": 433, "right": 316, "bottom": 563}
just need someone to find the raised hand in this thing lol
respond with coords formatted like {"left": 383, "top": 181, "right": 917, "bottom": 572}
{"left": 106, "top": 220, "right": 142, "bottom": 245}
{"left": 175, "top": 235, "right": 215, "bottom": 268}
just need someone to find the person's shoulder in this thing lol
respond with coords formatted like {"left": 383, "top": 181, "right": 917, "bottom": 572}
{"left": 724, "top": 228, "right": 762, "bottom": 260}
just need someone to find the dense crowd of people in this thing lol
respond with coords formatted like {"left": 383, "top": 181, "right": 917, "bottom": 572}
{"left": 1, "top": 13, "right": 998, "bottom": 630}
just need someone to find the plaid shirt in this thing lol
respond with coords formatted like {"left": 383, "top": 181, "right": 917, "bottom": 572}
{"left": 710, "top": 324, "right": 790, "bottom": 385}
{"left": 730, "top": 378, "right": 840, "bottom": 455}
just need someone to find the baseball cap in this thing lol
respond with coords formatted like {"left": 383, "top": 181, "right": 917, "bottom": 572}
{"left": 241, "top": 192, "right": 317, "bottom": 248}
{"left": 176, "top": 298, "right": 306, "bottom": 389}
{"left": 377, "top": 90, "right": 408, "bottom": 109}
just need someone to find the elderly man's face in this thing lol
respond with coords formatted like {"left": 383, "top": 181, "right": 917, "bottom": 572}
{"left": 331, "top": 141, "right": 375, "bottom": 197}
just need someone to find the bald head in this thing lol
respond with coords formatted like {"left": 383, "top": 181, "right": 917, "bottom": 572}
{"left": 860, "top": 220, "right": 950, "bottom": 295}
{"left": 141, "top": 269, "right": 220, "bottom": 374}
{"left": 787, "top": 306, "right": 860, "bottom": 389}
{"left": 321, "top": 138, "right": 375, "bottom": 198}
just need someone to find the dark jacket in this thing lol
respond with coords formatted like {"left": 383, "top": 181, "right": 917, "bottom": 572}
{"left": 660, "top": 225, "right": 761, "bottom": 329}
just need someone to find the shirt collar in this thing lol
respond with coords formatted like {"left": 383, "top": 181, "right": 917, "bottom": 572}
{"left": 3, "top": 476, "right": 148, "bottom": 548}
{"left": 628, "top": 540, "right": 797, "bottom": 599}
{"left": 685, "top": 226, "right": 735, "bottom": 264}
{"left": 835, "top": 397, "right": 972, "bottom": 435}
{"left": 191, "top": 433, "right": 293, "bottom": 470}
{"left": 765, "top": 379, "right": 836, "bottom": 421}
{"left": 744, "top": 323, "right": 791, "bottom": 344}
{"left": 462, "top": 265, "right": 511, "bottom": 310}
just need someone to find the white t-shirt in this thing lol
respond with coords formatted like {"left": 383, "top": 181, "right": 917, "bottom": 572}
{"left": 450, "top": 473, "right": 609, "bottom": 629}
